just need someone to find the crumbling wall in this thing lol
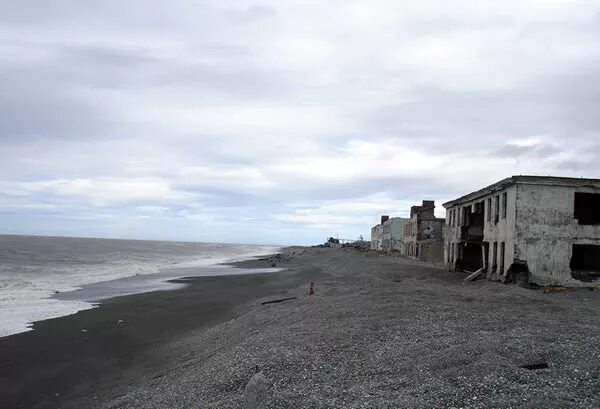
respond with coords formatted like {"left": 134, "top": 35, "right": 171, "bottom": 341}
{"left": 403, "top": 217, "right": 418, "bottom": 257}
{"left": 515, "top": 183, "right": 600, "bottom": 286}
{"left": 382, "top": 218, "right": 408, "bottom": 254}
{"left": 482, "top": 185, "right": 517, "bottom": 281}
{"left": 418, "top": 219, "right": 444, "bottom": 241}
{"left": 419, "top": 241, "right": 444, "bottom": 264}
{"left": 370, "top": 225, "right": 383, "bottom": 251}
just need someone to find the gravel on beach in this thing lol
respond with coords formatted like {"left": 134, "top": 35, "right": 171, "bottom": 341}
{"left": 102, "top": 247, "right": 600, "bottom": 409}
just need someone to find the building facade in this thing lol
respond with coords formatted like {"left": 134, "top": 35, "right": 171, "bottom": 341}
{"left": 443, "top": 176, "right": 600, "bottom": 286}
{"left": 403, "top": 200, "right": 445, "bottom": 263}
{"left": 382, "top": 217, "right": 408, "bottom": 254}
{"left": 370, "top": 216, "right": 386, "bottom": 251}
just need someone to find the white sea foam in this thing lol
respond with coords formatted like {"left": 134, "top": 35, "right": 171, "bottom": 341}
{"left": 0, "top": 236, "right": 280, "bottom": 337}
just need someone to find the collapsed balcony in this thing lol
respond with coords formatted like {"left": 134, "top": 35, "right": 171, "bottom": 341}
{"left": 459, "top": 201, "right": 484, "bottom": 243}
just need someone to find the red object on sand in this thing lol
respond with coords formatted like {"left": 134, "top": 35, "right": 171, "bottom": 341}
{"left": 309, "top": 281, "right": 315, "bottom": 296}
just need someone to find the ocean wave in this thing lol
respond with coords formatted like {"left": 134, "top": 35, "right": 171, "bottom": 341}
{"left": 0, "top": 236, "right": 279, "bottom": 337}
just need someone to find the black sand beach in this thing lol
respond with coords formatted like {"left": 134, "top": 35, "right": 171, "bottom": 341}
{"left": 0, "top": 255, "right": 317, "bottom": 409}
{"left": 2, "top": 247, "right": 600, "bottom": 408}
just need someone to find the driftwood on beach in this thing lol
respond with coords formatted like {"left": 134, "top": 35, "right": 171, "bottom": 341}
{"left": 260, "top": 297, "right": 297, "bottom": 305}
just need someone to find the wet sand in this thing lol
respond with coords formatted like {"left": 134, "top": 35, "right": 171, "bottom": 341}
{"left": 0, "top": 254, "right": 316, "bottom": 409}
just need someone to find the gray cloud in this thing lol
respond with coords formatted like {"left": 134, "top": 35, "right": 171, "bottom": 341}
{"left": 2, "top": 1, "right": 600, "bottom": 244}
{"left": 492, "top": 143, "right": 561, "bottom": 158}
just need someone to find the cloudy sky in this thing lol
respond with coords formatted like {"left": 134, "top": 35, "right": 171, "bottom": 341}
{"left": 1, "top": 1, "right": 600, "bottom": 245}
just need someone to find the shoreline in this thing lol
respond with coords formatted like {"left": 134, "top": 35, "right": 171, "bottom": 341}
{"left": 0, "top": 246, "right": 283, "bottom": 339}
{"left": 0, "top": 234, "right": 282, "bottom": 338}
{"left": 2, "top": 246, "right": 599, "bottom": 408}
{"left": 0, "top": 247, "right": 311, "bottom": 409}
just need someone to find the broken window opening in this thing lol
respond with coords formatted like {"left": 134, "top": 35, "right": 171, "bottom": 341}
{"left": 570, "top": 244, "right": 600, "bottom": 282}
{"left": 492, "top": 242, "right": 498, "bottom": 271}
{"left": 499, "top": 242, "right": 505, "bottom": 275}
{"left": 460, "top": 202, "right": 484, "bottom": 242}
{"left": 574, "top": 192, "right": 600, "bottom": 225}
{"left": 494, "top": 195, "right": 500, "bottom": 224}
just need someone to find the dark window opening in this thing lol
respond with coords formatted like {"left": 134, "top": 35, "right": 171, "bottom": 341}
{"left": 570, "top": 244, "right": 600, "bottom": 282}
{"left": 471, "top": 201, "right": 484, "bottom": 227}
{"left": 492, "top": 241, "right": 498, "bottom": 271}
{"left": 460, "top": 202, "right": 484, "bottom": 242}
{"left": 462, "top": 206, "right": 469, "bottom": 226}
{"left": 502, "top": 192, "right": 507, "bottom": 219}
{"left": 474, "top": 201, "right": 484, "bottom": 215}
{"left": 574, "top": 192, "right": 600, "bottom": 225}
{"left": 494, "top": 195, "right": 500, "bottom": 224}
{"left": 499, "top": 242, "right": 505, "bottom": 275}
{"left": 487, "top": 198, "right": 492, "bottom": 222}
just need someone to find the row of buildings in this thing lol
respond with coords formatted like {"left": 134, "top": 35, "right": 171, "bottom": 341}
{"left": 370, "top": 175, "right": 600, "bottom": 287}
{"left": 370, "top": 200, "right": 446, "bottom": 262}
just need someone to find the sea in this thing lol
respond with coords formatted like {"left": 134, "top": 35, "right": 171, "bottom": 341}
{"left": 0, "top": 235, "right": 280, "bottom": 337}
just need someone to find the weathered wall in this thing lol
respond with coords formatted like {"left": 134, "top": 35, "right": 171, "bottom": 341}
{"left": 419, "top": 219, "right": 444, "bottom": 242}
{"left": 382, "top": 218, "right": 407, "bottom": 254}
{"left": 403, "top": 216, "right": 418, "bottom": 256}
{"left": 420, "top": 241, "right": 445, "bottom": 264}
{"left": 515, "top": 183, "right": 600, "bottom": 285}
{"left": 370, "top": 225, "right": 383, "bottom": 251}
{"left": 444, "top": 185, "right": 517, "bottom": 278}
{"left": 483, "top": 185, "right": 517, "bottom": 280}
{"left": 405, "top": 217, "right": 444, "bottom": 259}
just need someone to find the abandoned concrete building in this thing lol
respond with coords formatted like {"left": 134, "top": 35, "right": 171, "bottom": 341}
{"left": 382, "top": 217, "right": 409, "bottom": 254}
{"left": 403, "top": 200, "right": 445, "bottom": 263}
{"left": 370, "top": 216, "right": 385, "bottom": 251}
{"left": 443, "top": 175, "right": 600, "bottom": 286}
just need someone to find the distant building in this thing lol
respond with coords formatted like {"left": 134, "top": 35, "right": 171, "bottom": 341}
{"left": 403, "top": 200, "right": 445, "bottom": 263}
{"left": 443, "top": 176, "right": 600, "bottom": 286}
{"left": 382, "top": 217, "right": 409, "bottom": 254}
{"left": 326, "top": 237, "right": 343, "bottom": 248}
{"left": 370, "top": 216, "right": 387, "bottom": 251}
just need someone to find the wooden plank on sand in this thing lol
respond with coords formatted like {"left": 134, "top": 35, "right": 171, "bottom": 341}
{"left": 463, "top": 268, "right": 483, "bottom": 283}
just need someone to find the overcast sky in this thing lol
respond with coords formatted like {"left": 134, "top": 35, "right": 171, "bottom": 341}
{"left": 1, "top": 1, "right": 600, "bottom": 245}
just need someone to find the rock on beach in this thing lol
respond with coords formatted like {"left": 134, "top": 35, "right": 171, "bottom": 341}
{"left": 243, "top": 372, "right": 272, "bottom": 409}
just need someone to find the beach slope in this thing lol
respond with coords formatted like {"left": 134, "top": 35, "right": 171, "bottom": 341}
{"left": 2, "top": 247, "right": 600, "bottom": 408}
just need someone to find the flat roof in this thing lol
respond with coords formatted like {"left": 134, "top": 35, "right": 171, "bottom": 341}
{"left": 443, "top": 175, "right": 600, "bottom": 208}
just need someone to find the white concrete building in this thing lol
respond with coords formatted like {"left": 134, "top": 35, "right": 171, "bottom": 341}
{"left": 370, "top": 216, "right": 386, "bottom": 251}
{"left": 443, "top": 176, "right": 600, "bottom": 286}
{"left": 381, "top": 217, "right": 409, "bottom": 254}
